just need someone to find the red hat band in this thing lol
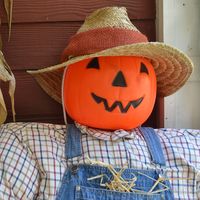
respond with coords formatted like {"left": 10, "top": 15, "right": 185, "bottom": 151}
{"left": 61, "top": 27, "right": 148, "bottom": 61}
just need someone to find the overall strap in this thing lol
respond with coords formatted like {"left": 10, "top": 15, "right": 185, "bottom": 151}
{"left": 65, "top": 124, "right": 166, "bottom": 166}
{"left": 139, "top": 127, "right": 166, "bottom": 166}
{"left": 65, "top": 124, "right": 82, "bottom": 159}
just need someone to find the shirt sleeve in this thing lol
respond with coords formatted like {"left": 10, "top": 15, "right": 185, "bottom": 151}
{"left": 0, "top": 124, "right": 40, "bottom": 200}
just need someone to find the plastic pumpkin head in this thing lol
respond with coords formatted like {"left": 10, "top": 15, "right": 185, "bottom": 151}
{"left": 63, "top": 56, "right": 157, "bottom": 130}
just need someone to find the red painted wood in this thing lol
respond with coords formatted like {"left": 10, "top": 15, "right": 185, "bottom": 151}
{"left": 155, "top": 97, "right": 164, "bottom": 128}
{"left": 6, "top": 114, "right": 65, "bottom": 124}
{"left": 1, "top": 71, "right": 64, "bottom": 123}
{"left": 1, "top": 20, "right": 155, "bottom": 70}
{"left": 0, "top": 0, "right": 155, "bottom": 23}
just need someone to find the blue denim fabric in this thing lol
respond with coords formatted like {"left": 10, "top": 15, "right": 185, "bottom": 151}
{"left": 56, "top": 125, "right": 174, "bottom": 200}
{"left": 65, "top": 124, "right": 82, "bottom": 159}
{"left": 140, "top": 127, "right": 166, "bottom": 166}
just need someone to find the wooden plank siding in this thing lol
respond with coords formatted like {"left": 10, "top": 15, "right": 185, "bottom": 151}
{"left": 1, "top": 0, "right": 163, "bottom": 127}
{"left": 1, "top": 20, "right": 156, "bottom": 69}
{"left": 0, "top": 0, "right": 155, "bottom": 22}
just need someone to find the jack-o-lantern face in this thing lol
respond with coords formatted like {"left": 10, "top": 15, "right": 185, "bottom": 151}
{"left": 63, "top": 56, "right": 156, "bottom": 130}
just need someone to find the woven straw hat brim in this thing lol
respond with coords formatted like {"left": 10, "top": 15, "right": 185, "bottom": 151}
{"left": 28, "top": 41, "right": 193, "bottom": 103}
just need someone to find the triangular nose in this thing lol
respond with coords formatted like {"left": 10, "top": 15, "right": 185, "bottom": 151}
{"left": 112, "top": 71, "right": 127, "bottom": 87}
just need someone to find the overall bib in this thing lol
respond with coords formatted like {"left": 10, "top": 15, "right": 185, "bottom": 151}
{"left": 56, "top": 124, "right": 174, "bottom": 200}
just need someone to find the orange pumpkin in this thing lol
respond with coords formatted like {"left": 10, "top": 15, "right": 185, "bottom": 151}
{"left": 63, "top": 56, "right": 156, "bottom": 130}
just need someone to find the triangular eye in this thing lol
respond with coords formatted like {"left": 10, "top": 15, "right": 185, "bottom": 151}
{"left": 87, "top": 57, "right": 100, "bottom": 69}
{"left": 140, "top": 62, "right": 149, "bottom": 74}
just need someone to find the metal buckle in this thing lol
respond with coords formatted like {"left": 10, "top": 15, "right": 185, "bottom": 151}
{"left": 71, "top": 165, "right": 78, "bottom": 175}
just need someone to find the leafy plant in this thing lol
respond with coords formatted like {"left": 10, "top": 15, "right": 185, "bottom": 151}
{"left": 0, "top": 0, "right": 15, "bottom": 124}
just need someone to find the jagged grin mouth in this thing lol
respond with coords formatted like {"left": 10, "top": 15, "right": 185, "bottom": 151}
{"left": 91, "top": 93, "right": 144, "bottom": 113}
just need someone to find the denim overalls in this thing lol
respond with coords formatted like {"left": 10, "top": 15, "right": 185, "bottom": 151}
{"left": 56, "top": 124, "right": 174, "bottom": 200}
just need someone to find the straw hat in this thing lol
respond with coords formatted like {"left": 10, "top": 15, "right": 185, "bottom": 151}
{"left": 28, "top": 7, "right": 193, "bottom": 104}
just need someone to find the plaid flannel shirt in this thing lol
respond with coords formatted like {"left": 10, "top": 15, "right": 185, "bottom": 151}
{"left": 0, "top": 122, "right": 200, "bottom": 200}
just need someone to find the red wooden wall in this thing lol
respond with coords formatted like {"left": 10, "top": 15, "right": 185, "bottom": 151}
{"left": 0, "top": 0, "right": 163, "bottom": 127}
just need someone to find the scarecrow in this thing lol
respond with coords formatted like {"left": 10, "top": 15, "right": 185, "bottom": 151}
{"left": 0, "top": 7, "right": 199, "bottom": 200}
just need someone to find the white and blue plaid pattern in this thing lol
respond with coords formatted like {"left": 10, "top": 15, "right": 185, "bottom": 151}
{"left": 0, "top": 122, "right": 200, "bottom": 199}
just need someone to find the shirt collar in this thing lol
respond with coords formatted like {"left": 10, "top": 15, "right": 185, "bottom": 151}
{"left": 75, "top": 122, "right": 139, "bottom": 141}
